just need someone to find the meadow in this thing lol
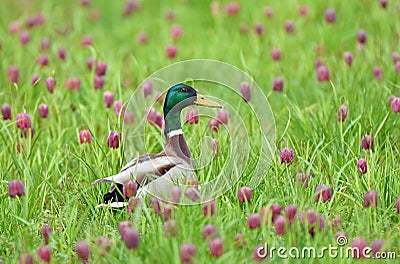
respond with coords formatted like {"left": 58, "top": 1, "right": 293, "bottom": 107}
{"left": 1, "top": 0, "right": 399, "bottom": 263}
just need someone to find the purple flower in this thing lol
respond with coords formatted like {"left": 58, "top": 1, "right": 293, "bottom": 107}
{"left": 136, "top": 32, "right": 148, "bottom": 44}
{"left": 38, "top": 104, "right": 49, "bottom": 118}
{"left": 247, "top": 213, "right": 261, "bottom": 229}
{"left": 372, "top": 240, "right": 385, "bottom": 257}
{"left": 57, "top": 47, "right": 67, "bottom": 60}
{"left": 298, "top": 5, "right": 308, "bottom": 16}
{"left": 36, "top": 54, "right": 49, "bottom": 67}
{"left": 96, "top": 61, "right": 107, "bottom": 76}
{"left": 123, "top": 111, "right": 135, "bottom": 125}
{"left": 107, "top": 130, "right": 120, "bottom": 149}
{"left": 171, "top": 186, "right": 182, "bottom": 204}
{"left": 203, "top": 200, "right": 216, "bottom": 216}
{"left": 315, "top": 184, "right": 332, "bottom": 203}
{"left": 79, "top": 130, "right": 92, "bottom": 144}
{"left": 16, "top": 113, "right": 31, "bottom": 129}
{"left": 142, "top": 80, "right": 153, "bottom": 98}
{"left": 267, "top": 204, "right": 282, "bottom": 223}
{"left": 317, "top": 66, "right": 330, "bottom": 82}
{"left": 180, "top": 243, "right": 196, "bottom": 264}
{"left": 335, "top": 231, "right": 348, "bottom": 240}
{"left": 81, "top": 35, "right": 93, "bottom": 46}
{"left": 396, "top": 197, "right": 400, "bottom": 213}
{"left": 8, "top": 21, "right": 20, "bottom": 34}
{"left": 325, "top": 9, "right": 336, "bottom": 23}
{"left": 18, "top": 254, "right": 33, "bottom": 264}
{"left": 211, "top": 139, "right": 219, "bottom": 156}
{"left": 314, "top": 59, "right": 322, "bottom": 69}
{"left": 8, "top": 180, "right": 25, "bottom": 198}
{"left": 20, "top": 30, "right": 30, "bottom": 45}
{"left": 202, "top": 225, "right": 217, "bottom": 240}
{"left": 240, "top": 81, "right": 251, "bottom": 102}
{"left": 373, "top": 66, "right": 383, "bottom": 81}
{"left": 119, "top": 221, "right": 132, "bottom": 238}
{"left": 330, "top": 216, "right": 341, "bottom": 230}
{"left": 280, "top": 148, "right": 294, "bottom": 163}
{"left": 103, "top": 91, "right": 115, "bottom": 108}
{"left": 351, "top": 237, "right": 367, "bottom": 259}
{"left": 390, "top": 97, "right": 400, "bottom": 113}
{"left": 254, "top": 23, "right": 264, "bottom": 36}
{"left": 41, "top": 224, "right": 53, "bottom": 244}
{"left": 271, "top": 49, "right": 281, "bottom": 61}
{"left": 185, "top": 187, "right": 201, "bottom": 202}
{"left": 274, "top": 216, "right": 286, "bottom": 235}
{"left": 123, "top": 228, "right": 140, "bottom": 249}
{"left": 154, "top": 112, "right": 163, "bottom": 128}
{"left": 357, "top": 30, "right": 367, "bottom": 45}
{"left": 285, "top": 21, "right": 295, "bottom": 33}
{"left": 7, "top": 66, "right": 20, "bottom": 83}
{"left": 171, "top": 25, "right": 183, "bottom": 40}
{"left": 209, "top": 118, "right": 220, "bottom": 132}
{"left": 344, "top": 52, "right": 353, "bottom": 66}
{"left": 209, "top": 238, "right": 223, "bottom": 257}
{"left": 217, "top": 110, "right": 229, "bottom": 125}
{"left": 75, "top": 241, "right": 90, "bottom": 261}
{"left": 238, "top": 187, "right": 252, "bottom": 203}
{"left": 94, "top": 75, "right": 105, "bottom": 89}
{"left": 295, "top": 173, "right": 309, "bottom": 187}
{"left": 395, "top": 61, "right": 400, "bottom": 74}
{"left": 210, "top": 2, "right": 220, "bottom": 16}
{"left": 166, "top": 45, "right": 177, "bottom": 59}
{"left": 40, "top": 37, "right": 51, "bottom": 50}
{"left": 123, "top": 0, "right": 138, "bottom": 16}
{"left": 2, "top": 103, "right": 12, "bottom": 120}
{"left": 86, "top": 57, "right": 95, "bottom": 70}
{"left": 253, "top": 244, "right": 266, "bottom": 261}
{"left": 337, "top": 105, "right": 348, "bottom": 122}
{"left": 65, "top": 77, "right": 81, "bottom": 91}
{"left": 163, "top": 220, "right": 178, "bottom": 237}
{"left": 225, "top": 2, "right": 240, "bottom": 15}
{"left": 364, "top": 190, "right": 378, "bottom": 208}
{"left": 357, "top": 158, "right": 367, "bottom": 174}
{"left": 273, "top": 77, "right": 284, "bottom": 92}
{"left": 380, "top": 0, "right": 387, "bottom": 9}
{"left": 37, "top": 246, "right": 51, "bottom": 263}
{"left": 96, "top": 236, "right": 111, "bottom": 256}
{"left": 113, "top": 101, "right": 124, "bottom": 117}
{"left": 300, "top": 210, "right": 325, "bottom": 236}
{"left": 284, "top": 204, "right": 297, "bottom": 224}
{"left": 264, "top": 6, "right": 273, "bottom": 18}
{"left": 123, "top": 180, "right": 137, "bottom": 198}
{"left": 185, "top": 109, "right": 199, "bottom": 124}
{"left": 392, "top": 52, "right": 400, "bottom": 64}
{"left": 31, "top": 74, "right": 40, "bottom": 85}
{"left": 45, "top": 77, "right": 56, "bottom": 93}
{"left": 361, "top": 135, "right": 374, "bottom": 150}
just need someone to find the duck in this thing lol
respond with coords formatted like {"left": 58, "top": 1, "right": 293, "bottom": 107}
{"left": 92, "top": 83, "right": 221, "bottom": 208}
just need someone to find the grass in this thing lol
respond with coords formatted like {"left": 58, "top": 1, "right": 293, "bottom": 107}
{"left": 1, "top": 0, "right": 399, "bottom": 263}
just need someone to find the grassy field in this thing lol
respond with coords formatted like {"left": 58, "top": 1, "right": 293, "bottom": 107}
{"left": 1, "top": 0, "right": 399, "bottom": 263}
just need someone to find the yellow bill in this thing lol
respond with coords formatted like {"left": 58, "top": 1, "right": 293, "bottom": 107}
{"left": 194, "top": 94, "right": 221, "bottom": 108}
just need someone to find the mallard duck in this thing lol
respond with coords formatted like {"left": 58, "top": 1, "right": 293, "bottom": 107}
{"left": 93, "top": 83, "right": 221, "bottom": 207}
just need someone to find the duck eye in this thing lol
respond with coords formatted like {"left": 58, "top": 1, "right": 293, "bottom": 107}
{"left": 181, "top": 87, "right": 188, "bottom": 93}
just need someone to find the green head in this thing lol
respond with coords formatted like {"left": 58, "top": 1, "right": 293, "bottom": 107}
{"left": 163, "top": 83, "right": 221, "bottom": 135}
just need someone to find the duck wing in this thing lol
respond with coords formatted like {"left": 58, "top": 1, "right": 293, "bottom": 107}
{"left": 92, "top": 153, "right": 194, "bottom": 208}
